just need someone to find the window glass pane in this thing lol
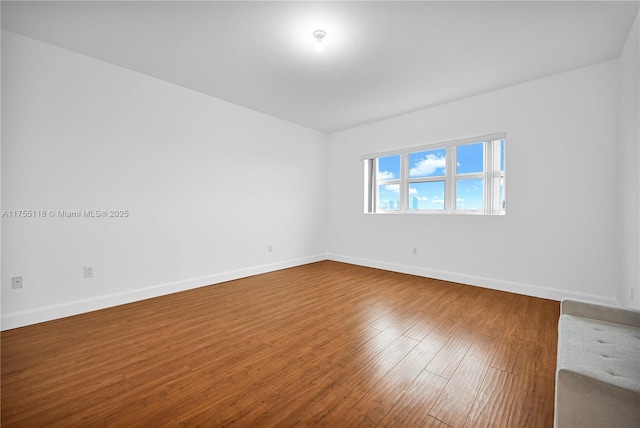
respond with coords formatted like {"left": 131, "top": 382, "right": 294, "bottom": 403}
{"left": 456, "top": 178, "right": 483, "bottom": 210}
{"left": 377, "top": 155, "right": 400, "bottom": 181}
{"left": 409, "top": 148, "right": 446, "bottom": 178}
{"left": 378, "top": 184, "right": 400, "bottom": 210}
{"left": 500, "top": 139, "right": 505, "bottom": 171}
{"left": 457, "top": 142, "right": 483, "bottom": 174}
{"left": 409, "top": 181, "right": 445, "bottom": 210}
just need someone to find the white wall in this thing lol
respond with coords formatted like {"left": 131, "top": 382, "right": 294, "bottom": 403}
{"left": 618, "top": 13, "right": 640, "bottom": 310}
{"left": 1, "top": 31, "right": 327, "bottom": 329}
{"left": 3, "top": 23, "right": 637, "bottom": 330}
{"left": 326, "top": 60, "right": 621, "bottom": 304}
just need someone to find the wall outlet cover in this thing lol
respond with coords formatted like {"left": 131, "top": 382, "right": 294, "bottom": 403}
{"left": 11, "top": 276, "right": 23, "bottom": 289}
{"left": 84, "top": 266, "right": 94, "bottom": 278}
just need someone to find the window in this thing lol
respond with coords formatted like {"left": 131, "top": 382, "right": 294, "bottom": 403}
{"left": 363, "top": 134, "right": 505, "bottom": 215}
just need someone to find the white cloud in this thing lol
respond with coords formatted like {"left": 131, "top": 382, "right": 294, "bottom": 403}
{"left": 378, "top": 170, "right": 395, "bottom": 180}
{"left": 410, "top": 154, "right": 446, "bottom": 177}
{"left": 409, "top": 188, "right": 418, "bottom": 194}
{"left": 384, "top": 184, "right": 400, "bottom": 192}
{"left": 415, "top": 196, "right": 429, "bottom": 201}
{"left": 456, "top": 198, "right": 465, "bottom": 202}
{"left": 431, "top": 198, "right": 444, "bottom": 204}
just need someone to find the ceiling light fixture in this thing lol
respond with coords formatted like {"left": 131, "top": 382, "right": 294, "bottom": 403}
{"left": 313, "top": 30, "right": 326, "bottom": 53}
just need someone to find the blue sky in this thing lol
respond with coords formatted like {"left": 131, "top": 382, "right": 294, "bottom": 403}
{"left": 377, "top": 141, "right": 501, "bottom": 211}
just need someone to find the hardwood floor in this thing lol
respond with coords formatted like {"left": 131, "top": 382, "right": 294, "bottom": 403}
{"left": 1, "top": 261, "right": 559, "bottom": 427}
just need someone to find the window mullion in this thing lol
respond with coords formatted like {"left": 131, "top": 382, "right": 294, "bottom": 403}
{"left": 455, "top": 173, "right": 483, "bottom": 179}
{"left": 446, "top": 146, "right": 456, "bottom": 213}
{"left": 483, "top": 141, "right": 492, "bottom": 214}
{"left": 493, "top": 139, "right": 503, "bottom": 213}
{"left": 401, "top": 153, "right": 408, "bottom": 212}
{"left": 500, "top": 139, "right": 506, "bottom": 212}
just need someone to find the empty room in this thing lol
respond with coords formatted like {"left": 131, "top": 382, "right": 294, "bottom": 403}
{"left": 2, "top": 1, "right": 639, "bottom": 427}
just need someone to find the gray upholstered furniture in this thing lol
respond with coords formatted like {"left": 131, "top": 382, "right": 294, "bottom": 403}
{"left": 554, "top": 298, "right": 640, "bottom": 428}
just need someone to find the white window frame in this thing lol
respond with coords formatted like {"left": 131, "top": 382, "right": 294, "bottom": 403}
{"left": 362, "top": 133, "right": 506, "bottom": 215}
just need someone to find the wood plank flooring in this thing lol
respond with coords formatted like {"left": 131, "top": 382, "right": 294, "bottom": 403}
{"left": 1, "top": 261, "right": 560, "bottom": 427}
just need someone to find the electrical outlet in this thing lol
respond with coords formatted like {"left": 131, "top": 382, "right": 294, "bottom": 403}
{"left": 11, "top": 276, "right": 23, "bottom": 289}
{"left": 412, "top": 248, "right": 418, "bottom": 255}
{"left": 268, "top": 245, "right": 273, "bottom": 253}
{"left": 84, "top": 266, "right": 94, "bottom": 278}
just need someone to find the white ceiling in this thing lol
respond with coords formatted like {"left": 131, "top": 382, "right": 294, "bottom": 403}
{"left": 2, "top": 1, "right": 638, "bottom": 133}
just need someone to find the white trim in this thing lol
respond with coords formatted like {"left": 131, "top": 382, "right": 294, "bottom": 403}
{"left": 360, "top": 132, "right": 506, "bottom": 161}
{"left": 1, "top": 254, "right": 328, "bottom": 331}
{"left": 364, "top": 134, "right": 506, "bottom": 215}
{"left": 3, "top": 254, "right": 622, "bottom": 330}
{"left": 446, "top": 146, "right": 456, "bottom": 211}
{"left": 401, "top": 153, "right": 409, "bottom": 211}
{"left": 326, "top": 253, "right": 619, "bottom": 307}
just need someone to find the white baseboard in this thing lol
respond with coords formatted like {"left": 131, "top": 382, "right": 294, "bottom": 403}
{"left": 327, "top": 253, "right": 619, "bottom": 306}
{"left": 1, "top": 254, "right": 327, "bottom": 331}
{"left": 3, "top": 253, "right": 619, "bottom": 330}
